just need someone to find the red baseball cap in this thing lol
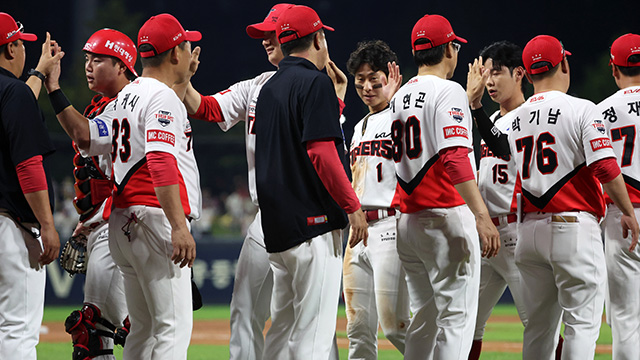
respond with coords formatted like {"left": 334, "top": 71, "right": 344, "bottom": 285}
{"left": 610, "top": 33, "right": 640, "bottom": 67}
{"left": 275, "top": 5, "right": 334, "bottom": 45}
{"left": 411, "top": 14, "right": 466, "bottom": 51}
{"left": 522, "top": 35, "right": 571, "bottom": 75}
{"left": 137, "top": 14, "right": 201, "bottom": 58}
{"left": 0, "top": 12, "right": 37, "bottom": 46}
{"left": 246, "top": 3, "right": 294, "bottom": 39}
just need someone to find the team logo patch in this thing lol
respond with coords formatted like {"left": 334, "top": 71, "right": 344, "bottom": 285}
{"left": 307, "top": 215, "right": 328, "bottom": 226}
{"left": 590, "top": 138, "right": 612, "bottom": 151}
{"left": 147, "top": 130, "right": 175, "bottom": 146}
{"left": 92, "top": 118, "right": 109, "bottom": 137}
{"left": 443, "top": 125, "right": 469, "bottom": 139}
{"left": 448, "top": 107, "right": 464, "bottom": 123}
{"left": 155, "top": 110, "right": 174, "bottom": 127}
{"left": 592, "top": 119, "right": 606, "bottom": 134}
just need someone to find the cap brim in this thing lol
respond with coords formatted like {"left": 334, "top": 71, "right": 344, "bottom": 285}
{"left": 185, "top": 30, "right": 201, "bottom": 42}
{"left": 19, "top": 33, "right": 37, "bottom": 42}
{"left": 565, "top": 49, "right": 572, "bottom": 56}
{"left": 246, "top": 23, "right": 274, "bottom": 39}
{"left": 323, "top": 25, "right": 334, "bottom": 32}
{"left": 456, "top": 35, "right": 467, "bottom": 44}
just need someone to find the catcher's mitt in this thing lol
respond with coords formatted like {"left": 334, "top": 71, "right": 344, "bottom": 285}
{"left": 60, "top": 234, "right": 88, "bottom": 276}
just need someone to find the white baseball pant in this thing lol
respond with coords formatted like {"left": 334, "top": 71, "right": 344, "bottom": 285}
{"left": 109, "top": 206, "right": 192, "bottom": 360}
{"left": 0, "top": 212, "right": 45, "bottom": 360}
{"left": 516, "top": 211, "right": 605, "bottom": 360}
{"left": 603, "top": 204, "right": 640, "bottom": 360}
{"left": 229, "top": 210, "right": 274, "bottom": 360}
{"left": 263, "top": 229, "right": 343, "bottom": 360}
{"left": 396, "top": 205, "right": 480, "bottom": 360}
{"left": 343, "top": 215, "right": 409, "bottom": 358}
{"left": 474, "top": 220, "right": 528, "bottom": 340}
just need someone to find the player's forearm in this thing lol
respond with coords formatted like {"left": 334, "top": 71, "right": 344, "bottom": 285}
{"left": 24, "top": 190, "right": 55, "bottom": 228}
{"left": 183, "top": 83, "right": 202, "bottom": 115}
{"left": 26, "top": 76, "right": 44, "bottom": 99}
{"left": 154, "top": 184, "right": 189, "bottom": 231}
{"left": 454, "top": 179, "right": 492, "bottom": 221}
{"left": 55, "top": 106, "right": 92, "bottom": 150}
{"left": 603, "top": 174, "right": 636, "bottom": 217}
{"left": 471, "top": 108, "right": 511, "bottom": 156}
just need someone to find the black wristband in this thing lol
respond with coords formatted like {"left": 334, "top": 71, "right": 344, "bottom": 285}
{"left": 48, "top": 89, "right": 72, "bottom": 115}
{"left": 27, "top": 68, "right": 45, "bottom": 82}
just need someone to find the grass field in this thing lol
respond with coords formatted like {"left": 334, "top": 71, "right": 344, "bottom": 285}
{"left": 39, "top": 304, "right": 614, "bottom": 359}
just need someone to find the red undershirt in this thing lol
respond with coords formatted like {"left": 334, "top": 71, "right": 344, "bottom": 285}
{"left": 16, "top": 155, "right": 48, "bottom": 193}
{"left": 439, "top": 146, "right": 475, "bottom": 184}
{"left": 306, "top": 139, "right": 360, "bottom": 214}
{"left": 147, "top": 151, "right": 179, "bottom": 187}
{"left": 590, "top": 157, "right": 620, "bottom": 184}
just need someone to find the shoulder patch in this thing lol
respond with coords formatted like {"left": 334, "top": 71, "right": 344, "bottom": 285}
{"left": 592, "top": 119, "right": 606, "bottom": 134}
{"left": 448, "top": 107, "right": 464, "bottom": 123}
{"left": 155, "top": 110, "right": 174, "bottom": 127}
{"left": 92, "top": 118, "right": 109, "bottom": 137}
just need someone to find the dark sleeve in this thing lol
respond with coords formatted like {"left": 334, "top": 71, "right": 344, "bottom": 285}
{"left": 472, "top": 107, "right": 510, "bottom": 156}
{"left": 300, "top": 75, "right": 343, "bottom": 144}
{"left": 1, "top": 82, "right": 55, "bottom": 165}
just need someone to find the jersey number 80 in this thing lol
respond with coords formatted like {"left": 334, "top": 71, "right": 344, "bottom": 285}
{"left": 391, "top": 116, "right": 422, "bottom": 162}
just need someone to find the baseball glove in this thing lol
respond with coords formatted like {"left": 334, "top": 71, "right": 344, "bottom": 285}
{"left": 60, "top": 233, "right": 88, "bottom": 276}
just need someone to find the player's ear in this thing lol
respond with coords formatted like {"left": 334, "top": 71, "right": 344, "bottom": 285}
{"left": 169, "top": 46, "right": 180, "bottom": 65}
{"left": 513, "top": 66, "right": 525, "bottom": 82}
{"left": 313, "top": 31, "right": 322, "bottom": 51}
{"left": 524, "top": 71, "right": 533, "bottom": 84}
{"left": 560, "top": 57, "right": 569, "bottom": 74}
{"left": 611, "top": 64, "right": 620, "bottom": 80}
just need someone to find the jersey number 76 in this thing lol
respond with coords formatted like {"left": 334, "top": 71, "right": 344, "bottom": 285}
{"left": 515, "top": 132, "right": 558, "bottom": 179}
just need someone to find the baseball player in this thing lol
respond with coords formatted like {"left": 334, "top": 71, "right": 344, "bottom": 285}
{"left": 46, "top": 14, "right": 202, "bottom": 360}
{"left": 178, "top": 4, "right": 290, "bottom": 359}
{"left": 391, "top": 14, "right": 500, "bottom": 360}
{"left": 45, "top": 28, "right": 136, "bottom": 359}
{"left": 510, "top": 34, "right": 638, "bottom": 360}
{"left": 465, "top": 41, "right": 530, "bottom": 360}
{"left": 0, "top": 13, "right": 61, "bottom": 360}
{"left": 343, "top": 39, "right": 410, "bottom": 358}
{"left": 254, "top": 5, "right": 368, "bottom": 359}
{"left": 598, "top": 33, "right": 640, "bottom": 360}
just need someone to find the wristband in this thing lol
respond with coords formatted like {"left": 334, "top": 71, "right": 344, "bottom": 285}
{"left": 48, "top": 89, "right": 72, "bottom": 114}
{"left": 27, "top": 68, "right": 45, "bottom": 82}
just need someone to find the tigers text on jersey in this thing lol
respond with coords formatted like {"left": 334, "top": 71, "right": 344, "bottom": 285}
{"left": 211, "top": 71, "right": 275, "bottom": 206}
{"left": 508, "top": 90, "right": 615, "bottom": 217}
{"left": 478, "top": 110, "right": 517, "bottom": 216}
{"left": 390, "top": 75, "right": 476, "bottom": 213}
{"left": 350, "top": 108, "right": 396, "bottom": 209}
{"left": 85, "top": 77, "right": 202, "bottom": 220}
{"left": 598, "top": 85, "right": 640, "bottom": 204}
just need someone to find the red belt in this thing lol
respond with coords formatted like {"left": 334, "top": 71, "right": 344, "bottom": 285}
{"left": 364, "top": 208, "right": 396, "bottom": 222}
{"left": 491, "top": 213, "right": 517, "bottom": 226}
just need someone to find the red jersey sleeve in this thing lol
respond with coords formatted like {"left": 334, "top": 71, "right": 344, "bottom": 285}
{"left": 191, "top": 94, "right": 225, "bottom": 123}
{"left": 439, "top": 146, "right": 475, "bottom": 185}
{"left": 16, "top": 155, "right": 48, "bottom": 194}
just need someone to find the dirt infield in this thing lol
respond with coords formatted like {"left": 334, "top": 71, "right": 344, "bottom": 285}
{"left": 40, "top": 316, "right": 613, "bottom": 354}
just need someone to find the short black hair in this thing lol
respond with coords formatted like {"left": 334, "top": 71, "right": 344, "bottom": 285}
{"left": 0, "top": 43, "right": 7, "bottom": 56}
{"left": 529, "top": 61, "right": 560, "bottom": 82}
{"left": 280, "top": 30, "right": 318, "bottom": 57}
{"left": 139, "top": 41, "right": 187, "bottom": 69}
{"left": 480, "top": 41, "right": 527, "bottom": 93}
{"left": 616, "top": 54, "right": 640, "bottom": 77}
{"left": 346, "top": 40, "right": 398, "bottom": 77}
{"left": 413, "top": 39, "right": 446, "bottom": 67}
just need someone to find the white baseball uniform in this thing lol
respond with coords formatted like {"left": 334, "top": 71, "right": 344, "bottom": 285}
{"left": 344, "top": 108, "right": 410, "bottom": 358}
{"left": 508, "top": 90, "right": 615, "bottom": 360}
{"left": 474, "top": 110, "right": 528, "bottom": 340}
{"left": 207, "top": 71, "right": 276, "bottom": 360}
{"left": 599, "top": 85, "right": 640, "bottom": 360}
{"left": 85, "top": 77, "right": 201, "bottom": 360}
{"left": 391, "top": 74, "right": 480, "bottom": 360}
